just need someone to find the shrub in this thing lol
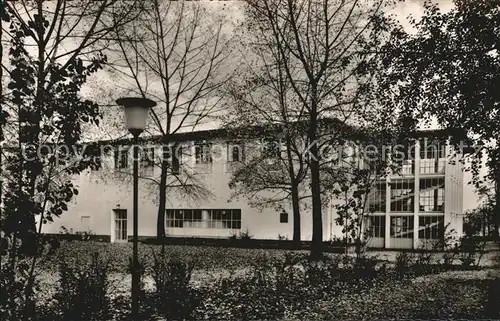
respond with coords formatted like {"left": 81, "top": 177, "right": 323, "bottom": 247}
{"left": 454, "top": 234, "right": 487, "bottom": 267}
{"left": 54, "top": 251, "right": 110, "bottom": 321}
{"left": 486, "top": 278, "right": 500, "bottom": 318}
{"left": 150, "top": 246, "right": 200, "bottom": 320}
{"left": 395, "top": 251, "right": 413, "bottom": 279}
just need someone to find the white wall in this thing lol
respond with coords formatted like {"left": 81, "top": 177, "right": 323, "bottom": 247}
{"left": 42, "top": 142, "right": 334, "bottom": 242}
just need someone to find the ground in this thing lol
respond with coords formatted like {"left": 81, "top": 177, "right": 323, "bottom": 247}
{"left": 31, "top": 241, "right": 500, "bottom": 320}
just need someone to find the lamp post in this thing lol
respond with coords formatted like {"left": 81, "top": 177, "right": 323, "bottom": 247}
{"left": 116, "top": 97, "right": 156, "bottom": 318}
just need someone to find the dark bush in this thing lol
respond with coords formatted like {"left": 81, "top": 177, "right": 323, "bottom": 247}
{"left": 395, "top": 251, "right": 413, "bottom": 279}
{"left": 150, "top": 245, "right": 200, "bottom": 320}
{"left": 54, "top": 251, "right": 110, "bottom": 321}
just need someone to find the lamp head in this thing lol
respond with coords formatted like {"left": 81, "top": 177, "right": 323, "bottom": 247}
{"left": 116, "top": 97, "right": 156, "bottom": 137}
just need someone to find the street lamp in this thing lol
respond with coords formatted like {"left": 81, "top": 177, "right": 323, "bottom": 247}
{"left": 116, "top": 97, "right": 156, "bottom": 318}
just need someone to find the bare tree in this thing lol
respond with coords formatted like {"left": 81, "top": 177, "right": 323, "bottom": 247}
{"left": 245, "top": 0, "right": 387, "bottom": 258}
{"left": 110, "top": 0, "right": 234, "bottom": 239}
{"left": 222, "top": 18, "right": 310, "bottom": 247}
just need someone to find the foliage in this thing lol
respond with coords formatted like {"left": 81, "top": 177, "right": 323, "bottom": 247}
{"left": 150, "top": 245, "right": 200, "bottom": 320}
{"left": 59, "top": 226, "right": 95, "bottom": 242}
{"left": 54, "top": 252, "right": 110, "bottom": 321}
{"left": 0, "top": 242, "right": 35, "bottom": 320}
{"left": 312, "top": 277, "right": 493, "bottom": 320}
{"left": 395, "top": 251, "right": 414, "bottom": 279}
{"left": 6, "top": 241, "right": 497, "bottom": 320}
{"left": 453, "top": 234, "right": 487, "bottom": 267}
{"left": 378, "top": 0, "right": 500, "bottom": 236}
{"left": 464, "top": 190, "right": 497, "bottom": 237}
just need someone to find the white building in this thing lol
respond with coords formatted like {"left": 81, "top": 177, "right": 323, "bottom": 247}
{"left": 41, "top": 127, "right": 465, "bottom": 249}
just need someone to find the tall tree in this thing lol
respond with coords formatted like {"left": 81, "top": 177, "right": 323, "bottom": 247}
{"left": 0, "top": 0, "right": 143, "bottom": 253}
{"left": 378, "top": 0, "right": 500, "bottom": 238}
{"left": 223, "top": 19, "right": 309, "bottom": 247}
{"left": 111, "top": 0, "right": 233, "bottom": 239}
{"left": 0, "top": 1, "right": 141, "bottom": 319}
{"left": 245, "top": 0, "right": 387, "bottom": 258}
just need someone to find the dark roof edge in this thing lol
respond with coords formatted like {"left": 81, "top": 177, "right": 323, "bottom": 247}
{"left": 87, "top": 122, "right": 468, "bottom": 146}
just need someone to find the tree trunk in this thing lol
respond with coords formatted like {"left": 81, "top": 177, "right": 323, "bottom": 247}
{"left": 308, "top": 111, "right": 323, "bottom": 259}
{"left": 290, "top": 182, "right": 301, "bottom": 249}
{"left": 156, "top": 145, "right": 169, "bottom": 240}
{"left": 495, "top": 168, "right": 500, "bottom": 241}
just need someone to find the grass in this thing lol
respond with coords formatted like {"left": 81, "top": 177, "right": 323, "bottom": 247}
{"left": 40, "top": 241, "right": 304, "bottom": 272}
{"left": 310, "top": 277, "right": 497, "bottom": 320}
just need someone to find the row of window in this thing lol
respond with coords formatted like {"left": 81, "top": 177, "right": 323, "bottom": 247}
{"left": 368, "top": 178, "right": 445, "bottom": 213}
{"left": 394, "top": 159, "right": 446, "bottom": 175}
{"left": 111, "top": 139, "right": 448, "bottom": 170}
{"left": 369, "top": 215, "right": 444, "bottom": 239}
{"left": 166, "top": 209, "right": 242, "bottom": 229}
{"left": 114, "top": 147, "right": 181, "bottom": 173}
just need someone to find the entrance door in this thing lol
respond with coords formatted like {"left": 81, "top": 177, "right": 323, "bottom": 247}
{"left": 114, "top": 209, "right": 128, "bottom": 242}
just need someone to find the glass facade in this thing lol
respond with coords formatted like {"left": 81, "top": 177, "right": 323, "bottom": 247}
{"left": 390, "top": 179, "right": 414, "bottom": 212}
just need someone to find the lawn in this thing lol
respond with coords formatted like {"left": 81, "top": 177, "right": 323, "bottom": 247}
{"left": 23, "top": 241, "right": 500, "bottom": 320}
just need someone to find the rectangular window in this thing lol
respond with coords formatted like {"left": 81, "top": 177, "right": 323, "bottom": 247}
{"left": 390, "top": 179, "right": 414, "bottom": 212}
{"left": 114, "top": 209, "right": 127, "bottom": 241}
{"left": 262, "top": 137, "right": 281, "bottom": 158}
{"left": 228, "top": 143, "right": 245, "bottom": 162}
{"left": 140, "top": 147, "right": 155, "bottom": 167}
{"left": 419, "top": 139, "right": 446, "bottom": 174}
{"left": 208, "top": 209, "right": 241, "bottom": 229}
{"left": 165, "top": 209, "right": 203, "bottom": 228}
{"left": 166, "top": 209, "right": 241, "bottom": 229}
{"left": 280, "top": 211, "right": 288, "bottom": 223}
{"left": 368, "top": 182, "right": 386, "bottom": 213}
{"left": 195, "top": 142, "right": 212, "bottom": 164}
{"left": 419, "top": 178, "right": 445, "bottom": 212}
{"left": 390, "top": 216, "right": 414, "bottom": 238}
{"left": 418, "top": 216, "right": 444, "bottom": 239}
{"left": 84, "top": 144, "right": 102, "bottom": 170}
{"left": 114, "top": 148, "right": 128, "bottom": 169}
{"left": 401, "top": 159, "right": 414, "bottom": 175}
{"left": 163, "top": 145, "right": 181, "bottom": 175}
{"left": 369, "top": 216, "right": 385, "bottom": 238}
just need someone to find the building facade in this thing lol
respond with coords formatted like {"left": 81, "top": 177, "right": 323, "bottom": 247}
{"left": 41, "top": 128, "right": 464, "bottom": 249}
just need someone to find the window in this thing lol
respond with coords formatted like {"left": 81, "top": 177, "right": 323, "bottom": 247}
{"left": 140, "top": 147, "right": 155, "bottom": 176}
{"left": 401, "top": 159, "right": 414, "bottom": 175}
{"left": 114, "top": 148, "right": 128, "bottom": 169}
{"left": 369, "top": 216, "right": 385, "bottom": 238}
{"left": 419, "top": 178, "right": 445, "bottom": 212}
{"left": 418, "top": 216, "right": 444, "bottom": 239}
{"left": 84, "top": 144, "right": 102, "bottom": 170}
{"left": 140, "top": 147, "right": 155, "bottom": 167}
{"left": 390, "top": 216, "right": 414, "bottom": 238}
{"left": 172, "top": 151, "right": 180, "bottom": 174}
{"left": 228, "top": 143, "right": 245, "bottom": 162}
{"left": 390, "top": 179, "right": 414, "bottom": 212}
{"left": 368, "top": 182, "right": 386, "bottom": 213}
{"left": 262, "top": 137, "right": 281, "bottom": 158}
{"left": 280, "top": 211, "right": 288, "bottom": 223}
{"left": 208, "top": 209, "right": 241, "bottom": 229}
{"left": 114, "top": 209, "right": 127, "bottom": 241}
{"left": 419, "top": 139, "right": 446, "bottom": 174}
{"left": 163, "top": 145, "right": 181, "bottom": 175}
{"left": 195, "top": 142, "right": 212, "bottom": 164}
{"left": 80, "top": 216, "right": 91, "bottom": 232}
{"left": 166, "top": 209, "right": 242, "bottom": 229}
{"left": 166, "top": 209, "right": 203, "bottom": 228}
